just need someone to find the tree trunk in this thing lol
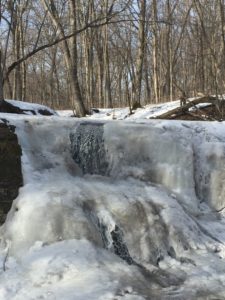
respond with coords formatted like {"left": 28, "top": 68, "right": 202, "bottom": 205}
{"left": 12, "top": 4, "right": 23, "bottom": 100}
{"left": 0, "top": 49, "right": 4, "bottom": 102}
{"left": 135, "top": 0, "right": 146, "bottom": 105}
{"left": 152, "top": 0, "right": 159, "bottom": 103}
{"left": 219, "top": 0, "right": 225, "bottom": 90}
{"left": 103, "top": 28, "right": 112, "bottom": 108}
{"left": 68, "top": 0, "right": 87, "bottom": 115}
{"left": 166, "top": 0, "right": 173, "bottom": 101}
{"left": 41, "top": 0, "right": 86, "bottom": 116}
{"left": 102, "top": 0, "right": 112, "bottom": 108}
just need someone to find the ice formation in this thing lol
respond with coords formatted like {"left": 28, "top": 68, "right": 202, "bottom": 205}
{"left": 1, "top": 116, "right": 225, "bottom": 299}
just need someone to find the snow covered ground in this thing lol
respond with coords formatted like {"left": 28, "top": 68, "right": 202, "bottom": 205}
{"left": 1, "top": 104, "right": 225, "bottom": 299}
{"left": 57, "top": 101, "right": 181, "bottom": 120}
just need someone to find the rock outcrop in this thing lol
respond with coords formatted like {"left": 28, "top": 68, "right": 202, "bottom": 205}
{"left": 0, "top": 100, "right": 56, "bottom": 116}
{"left": 0, "top": 121, "right": 23, "bottom": 224}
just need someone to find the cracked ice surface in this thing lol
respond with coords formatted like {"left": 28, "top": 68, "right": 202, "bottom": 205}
{"left": 1, "top": 116, "right": 225, "bottom": 299}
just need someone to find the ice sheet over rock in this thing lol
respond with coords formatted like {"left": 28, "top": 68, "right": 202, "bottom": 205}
{"left": 70, "top": 122, "right": 109, "bottom": 175}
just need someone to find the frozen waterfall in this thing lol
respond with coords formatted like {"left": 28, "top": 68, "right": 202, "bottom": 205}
{"left": 1, "top": 116, "right": 225, "bottom": 299}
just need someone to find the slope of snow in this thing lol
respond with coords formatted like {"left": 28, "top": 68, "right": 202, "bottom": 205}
{"left": 89, "top": 102, "right": 181, "bottom": 120}
{"left": 1, "top": 113, "right": 225, "bottom": 299}
{"left": 57, "top": 98, "right": 216, "bottom": 120}
{"left": 57, "top": 101, "right": 181, "bottom": 120}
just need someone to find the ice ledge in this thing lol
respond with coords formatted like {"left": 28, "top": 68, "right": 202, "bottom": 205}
{"left": 70, "top": 120, "right": 225, "bottom": 212}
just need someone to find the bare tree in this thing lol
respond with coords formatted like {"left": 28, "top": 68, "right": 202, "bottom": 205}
{"left": 0, "top": 0, "right": 4, "bottom": 102}
{"left": 0, "top": 50, "right": 4, "bottom": 102}
{"left": 40, "top": 0, "right": 86, "bottom": 116}
{"left": 152, "top": 0, "right": 159, "bottom": 103}
{"left": 133, "top": 0, "right": 146, "bottom": 106}
{"left": 2, "top": 0, "right": 225, "bottom": 112}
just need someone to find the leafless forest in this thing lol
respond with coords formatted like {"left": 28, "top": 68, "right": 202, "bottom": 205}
{"left": 1, "top": 0, "right": 225, "bottom": 116}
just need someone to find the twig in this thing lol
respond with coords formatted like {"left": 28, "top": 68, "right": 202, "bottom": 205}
{"left": 215, "top": 206, "right": 225, "bottom": 213}
{"left": 2, "top": 241, "right": 10, "bottom": 272}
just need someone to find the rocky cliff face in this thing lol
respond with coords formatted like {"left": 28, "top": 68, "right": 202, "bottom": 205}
{"left": 0, "top": 121, "right": 23, "bottom": 224}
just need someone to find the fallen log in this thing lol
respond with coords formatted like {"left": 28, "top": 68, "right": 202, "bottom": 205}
{"left": 155, "top": 96, "right": 217, "bottom": 119}
{"left": 185, "top": 111, "right": 214, "bottom": 121}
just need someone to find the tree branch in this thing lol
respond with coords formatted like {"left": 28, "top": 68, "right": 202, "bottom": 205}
{"left": 4, "top": 5, "right": 129, "bottom": 81}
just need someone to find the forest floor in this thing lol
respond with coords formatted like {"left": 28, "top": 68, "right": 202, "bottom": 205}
{"left": 3, "top": 95, "right": 224, "bottom": 122}
{"left": 59, "top": 95, "right": 225, "bottom": 122}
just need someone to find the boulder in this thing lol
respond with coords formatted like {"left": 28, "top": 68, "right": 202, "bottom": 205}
{"left": 0, "top": 121, "right": 23, "bottom": 224}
